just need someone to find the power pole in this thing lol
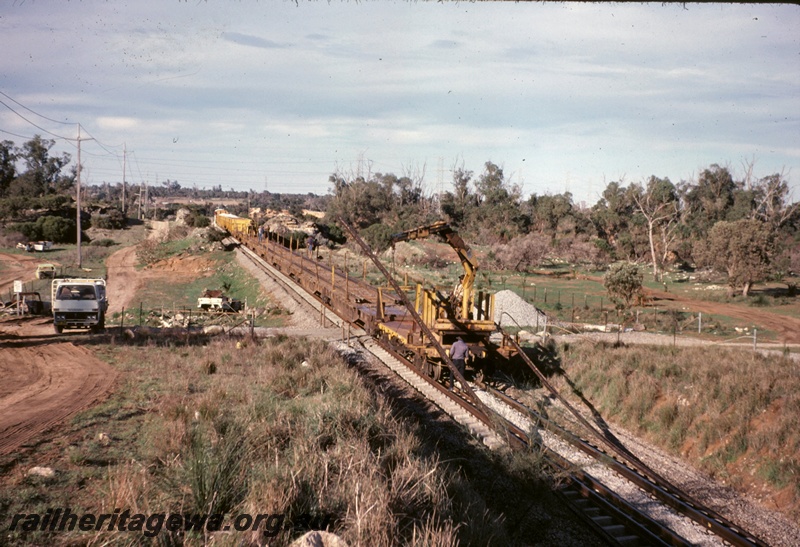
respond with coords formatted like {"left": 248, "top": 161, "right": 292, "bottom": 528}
{"left": 438, "top": 156, "right": 444, "bottom": 214}
{"left": 77, "top": 125, "right": 82, "bottom": 268}
{"left": 122, "top": 143, "right": 127, "bottom": 214}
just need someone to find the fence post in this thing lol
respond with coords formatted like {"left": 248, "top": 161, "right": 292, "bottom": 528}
{"left": 139, "top": 302, "right": 143, "bottom": 326}
{"left": 121, "top": 306, "right": 125, "bottom": 330}
{"left": 698, "top": 312, "right": 702, "bottom": 333}
{"left": 753, "top": 328, "right": 757, "bottom": 350}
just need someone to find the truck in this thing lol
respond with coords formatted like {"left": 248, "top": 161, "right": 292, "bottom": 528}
{"left": 51, "top": 278, "right": 108, "bottom": 333}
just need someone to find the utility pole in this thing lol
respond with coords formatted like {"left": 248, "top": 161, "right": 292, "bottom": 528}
{"left": 75, "top": 124, "right": 94, "bottom": 269}
{"left": 76, "top": 125, "right": 82, "bottom": 269}
{"left": 122, "top": 143, "right": 127, "bottom": 214}
{"left": 437, "top": 156, "right": 444, "bottom": 214}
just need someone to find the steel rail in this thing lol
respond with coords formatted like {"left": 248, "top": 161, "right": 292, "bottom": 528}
{"left": 487, "top": 333, "right": 767, "bottom": 547}
{"left": 231, "top": 231, "right": 763, "bottom": 546}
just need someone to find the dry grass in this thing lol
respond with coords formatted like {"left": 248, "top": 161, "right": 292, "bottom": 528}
{"left": 1, "top": 335, "right": 539, "bottom": 546}
{"left": 553, "top": 341, "right": 800, "bottom": 519}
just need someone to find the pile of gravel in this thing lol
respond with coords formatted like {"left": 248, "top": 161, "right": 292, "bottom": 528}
{"left": 492, "top": 289, "right": 549, "bottom": 328}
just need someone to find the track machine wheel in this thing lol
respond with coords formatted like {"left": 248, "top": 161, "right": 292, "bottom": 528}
{"left": 54, "top": 324, "right": 63, "bottom": 334}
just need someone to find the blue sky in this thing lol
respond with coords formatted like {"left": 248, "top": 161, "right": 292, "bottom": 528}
{"left": 1, "top": 1, "right": 798, "bottom": 206}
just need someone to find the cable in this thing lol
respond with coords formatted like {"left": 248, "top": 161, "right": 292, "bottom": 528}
{"left": 0, "top": 128, "right": 37, "bottom": 140}
{"left": 0, "top": 98, "right": 75, "bottom": 141}
{"left": 0, "top": 90, "right": 74, "bottom": 126}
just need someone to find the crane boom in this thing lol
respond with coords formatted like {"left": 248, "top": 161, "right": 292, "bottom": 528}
{"left": 391, "top": 220, "right": 477, "bottom": 321}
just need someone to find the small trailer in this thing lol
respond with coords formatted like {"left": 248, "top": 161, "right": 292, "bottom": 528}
{"left": 197, "top": 289, "right": 242, "bottom": 312}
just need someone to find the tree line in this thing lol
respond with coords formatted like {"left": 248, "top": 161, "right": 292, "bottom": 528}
{"left": 2, "top": 134, "right": 798, "bottom": 295}
{"left": 327, "top": 161, "right": 800, "bottom": 296}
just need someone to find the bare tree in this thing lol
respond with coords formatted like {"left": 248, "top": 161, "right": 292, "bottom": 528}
{"left": 631, "top": 176, "right": 680, "bottom": 281}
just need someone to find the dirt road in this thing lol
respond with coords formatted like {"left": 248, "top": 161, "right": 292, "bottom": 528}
{"left": 0, "top": 252, "right": 42, "bottom": 295}
{"left": 646, "top": 286, "right": 800, "bottom": 344}
{"left": 105, "top": 245, "right": 140, "bottom": 315}
{"left": 0, "top": 318, "right": 117, "bottom": 456}
{"left": 575, "top": 273, "right": 800, "bottom": 344}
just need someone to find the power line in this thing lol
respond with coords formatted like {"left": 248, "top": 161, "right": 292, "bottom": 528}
{"left": 0, "top": 98, "right": 75, "bottom": 141}
{"left": 0, "top": 128, "right": 38, "bottom": 141}
{"left": 0, "top": 92, "right": 123, "bottom": 160}
{"left": 0, "top": 90, "right": 74, "bottom": 126}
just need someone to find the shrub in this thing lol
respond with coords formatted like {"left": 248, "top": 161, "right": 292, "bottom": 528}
{"left": 90, "top": 238, "right": 116, "bottom": 247}
{"left": 361, "top": 223, "right": 395, "bottom": 253}
{"left": 205, "top": 227, "right": 227, "bottom": 243}
{"left": 604, "top": 262, "right": 644, "bottom": 309}
{"left": 13, "top": 215, "right": 77, "bottom": 243}
{"left": 91, "top": 207, "right": 127, "bottom": 230}
{"left": 185, "top": 212, "right": 210, "bottom": 228}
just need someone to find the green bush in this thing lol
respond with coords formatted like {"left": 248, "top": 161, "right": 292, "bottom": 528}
{"left": 604, "top": 261, "right": 644, "bottom": 309}
{"left": 362, "top": 223, "right": 395, "bottom": 253}
{"left": 91, "top": 207, "right": 126, "bottom": 230}
{"left": 13, "top": 215, "right": 77, "bottom": 243}
{"left": 205, "top": 227, "right": 227, "bottom": 243}
{"left": 185, "top": 212, "right": 210, "bottom": 228}
{"left": 90, "top": 238, "right": 116, "bottom": 247}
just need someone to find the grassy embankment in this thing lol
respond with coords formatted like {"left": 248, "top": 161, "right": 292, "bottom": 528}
{"left": 550, "top": 340, "right": 800, "bottom": 521}
{"left": 0, "top": 334, "right": 584, "bottom": 546}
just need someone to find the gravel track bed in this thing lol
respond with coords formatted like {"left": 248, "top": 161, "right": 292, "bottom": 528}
{"left": 473, "top": 386, "right": 725, "bottom": 545}
{"left": 539, "top": 393, "right": 800, "bottom": 547}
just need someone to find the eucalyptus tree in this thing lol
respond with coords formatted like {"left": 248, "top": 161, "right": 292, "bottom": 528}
{"left": 701, "top": 219, "right": 777, "bottom": 296}
{"left": 631, "top": 176, "right": 680, "bottom": 281}
{"left": 0, "top": 140, "right": 16, "bottom": 196}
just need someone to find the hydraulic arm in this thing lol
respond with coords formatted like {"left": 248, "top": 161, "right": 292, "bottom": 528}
{"left": 391, "top": 220, "right": 477, "bottom": 321}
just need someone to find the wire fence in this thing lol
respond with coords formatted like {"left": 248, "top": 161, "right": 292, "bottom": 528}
{"left": 493, "top": 283, "right": 768, "bottom": 348}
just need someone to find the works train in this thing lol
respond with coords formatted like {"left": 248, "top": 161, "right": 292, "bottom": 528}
{"left": 214, "top": 208, "right": 520, "bottom": 383}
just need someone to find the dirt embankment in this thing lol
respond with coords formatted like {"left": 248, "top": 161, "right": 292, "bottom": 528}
{"left": 105, "top": 246, "right": 217, "bottom": 315}
{"left": 0, "top": 252, "right": 45, "bottom": 295}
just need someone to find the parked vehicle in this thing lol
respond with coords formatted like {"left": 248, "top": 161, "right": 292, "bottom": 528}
{"left": 36, "top": 263, "right": 57, "bottom": 279}
{"left": 51, "top": 278, "right": 108, "bottom": 333}
{"left": 197, "top": 289, "right": 242, "bottom": 312}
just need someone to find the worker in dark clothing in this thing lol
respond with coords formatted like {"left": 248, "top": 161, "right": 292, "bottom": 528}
{"left": 449, "top": 336, "right": 469, "bottom": 388}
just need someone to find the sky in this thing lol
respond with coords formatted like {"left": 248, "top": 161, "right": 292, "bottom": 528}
{"left": 1, "top": 1, "right": 799, "bottom": 207}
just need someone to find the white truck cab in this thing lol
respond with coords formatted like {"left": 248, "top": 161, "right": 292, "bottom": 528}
{"left": 51, "top": 278, "right": 108, "bottom": 333}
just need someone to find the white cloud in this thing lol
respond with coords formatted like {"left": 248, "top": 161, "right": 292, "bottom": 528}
{"left": 1, "top": 1, "right": 798, "bottom": 203}
{"left": 96, "top": 117, "right": 138, "bottom": 130}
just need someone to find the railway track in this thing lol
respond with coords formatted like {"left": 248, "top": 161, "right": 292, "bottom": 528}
{"left": 232, "top": 231, "right": 767, "bottom": 547}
